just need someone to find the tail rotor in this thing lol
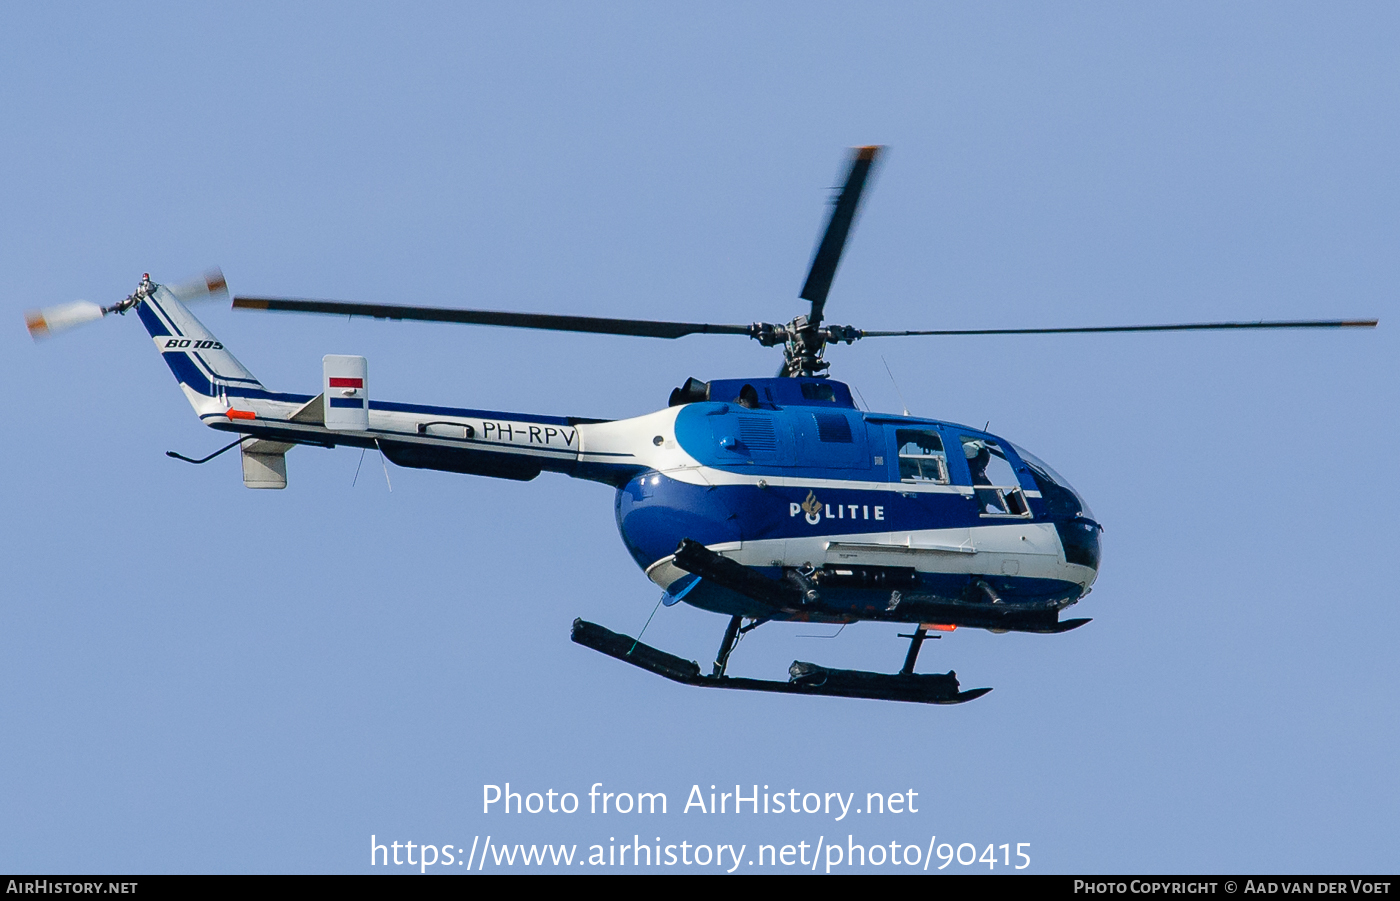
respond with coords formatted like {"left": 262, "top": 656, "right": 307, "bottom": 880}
{"left": 25, "top": 268, "right": 227, "bottom": 341}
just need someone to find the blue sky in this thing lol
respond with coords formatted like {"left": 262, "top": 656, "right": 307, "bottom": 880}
{"left": 3, "top": 3, "right": 1396, "bottom": 873}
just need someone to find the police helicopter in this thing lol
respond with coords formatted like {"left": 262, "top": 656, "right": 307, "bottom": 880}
{"left": 26, "top": 146, "right": 1377, "bottom": 705}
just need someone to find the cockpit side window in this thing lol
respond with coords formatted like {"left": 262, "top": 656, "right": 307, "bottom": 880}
{"left": 960, "top": 436, "right": 1030, "bottom": 516}
{"left": 1009, "top": 442, "right": 1095, "bottom": 522}
{"left": 896, "top": 429, "right": 949, "bottom": 484}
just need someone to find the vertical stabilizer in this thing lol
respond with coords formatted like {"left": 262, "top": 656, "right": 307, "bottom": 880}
{"left": 323, "top": 355, "right": 369, "bottom": 431}
{"left": 136, "top": 283, "right": 266, "bottom": 407}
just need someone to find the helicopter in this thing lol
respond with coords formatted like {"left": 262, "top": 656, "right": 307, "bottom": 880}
{"left": 26, "top": 146, "right": 1377, "bottom": 705}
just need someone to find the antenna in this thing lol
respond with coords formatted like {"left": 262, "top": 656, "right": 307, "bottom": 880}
{"left": 882, "top": 355, "right": 911, "bottom": 416}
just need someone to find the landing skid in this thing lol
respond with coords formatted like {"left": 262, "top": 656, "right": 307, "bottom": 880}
{"left": 570, "top": 619, "right": 992, "bottom": 705}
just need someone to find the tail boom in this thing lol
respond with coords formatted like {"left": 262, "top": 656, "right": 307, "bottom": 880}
{"left": 137, "top": 280, "right": 630, "bottom": 486}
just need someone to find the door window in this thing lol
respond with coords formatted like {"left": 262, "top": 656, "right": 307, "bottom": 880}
{"left": 896, "top": 429, "right": 949, "bottom": 484}
{"left": 960, "top": 436, "right": 1030, "bottom": 516}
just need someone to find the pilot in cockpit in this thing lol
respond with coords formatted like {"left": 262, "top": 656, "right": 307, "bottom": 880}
{"left": 964, "top": 440, "right": 993, "bottom": 486}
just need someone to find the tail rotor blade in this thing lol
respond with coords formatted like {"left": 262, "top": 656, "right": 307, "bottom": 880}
{"left": 24, "top": 301, "right": 105, "bottom": 340}
{"left": 167, "top": 267, "right": 228, "bottom": 303}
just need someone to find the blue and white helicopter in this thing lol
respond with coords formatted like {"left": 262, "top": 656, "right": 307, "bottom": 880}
{"left": 27, "top": 147, "right": 1377, "bottom": 704}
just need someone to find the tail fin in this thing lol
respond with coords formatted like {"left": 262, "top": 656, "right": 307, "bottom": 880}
{"left": 135, "top": 282, "right": 267, "bottom": 414}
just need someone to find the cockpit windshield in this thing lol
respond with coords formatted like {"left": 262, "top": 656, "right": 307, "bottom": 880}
{"left": 1010, "top": 443, "right": 1096, "bottom": 522}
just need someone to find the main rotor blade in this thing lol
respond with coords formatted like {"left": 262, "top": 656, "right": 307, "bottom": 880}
{"left": 857, "top": 319, "right": 1378, "bottom": 337}
{"left": 232, "top": 296, "right": 753, "bottom": 340}
{"left": 799, "top": 145, "right": 882, "bottom": 326}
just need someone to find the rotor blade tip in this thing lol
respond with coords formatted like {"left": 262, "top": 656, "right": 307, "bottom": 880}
{"left": 204, "top": 268, "right": 228, "bottom": 296}
{"left": 855, "top": 145, "right": 883, "bottom": 161}
{"left": 24, "top": 311, "right": 48, "bottom": 339}
{"left": 231, "top": 297, "right": 268, "bottom": 310}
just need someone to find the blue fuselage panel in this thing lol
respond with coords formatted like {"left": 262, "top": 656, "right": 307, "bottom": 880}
{"left": 616, "top": 395, "right": 1101, "bottom": 618}
{"left": 613, "top": 471, "right": 1094, "bottom": 617}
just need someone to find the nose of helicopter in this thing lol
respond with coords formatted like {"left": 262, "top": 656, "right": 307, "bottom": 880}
{"left": 1008, "top": 442, "right": 1101, "bottom": 586}
{"left": 1050, "top": 515, "right": 1101, "bottom": 603}
{"left": 1055, "top": 516, "right": 1102, "bottom": 575}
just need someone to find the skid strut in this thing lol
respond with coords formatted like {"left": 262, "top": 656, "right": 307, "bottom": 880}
{"left": 712, "top": 615, "right": 743, "bottom": 677}
{"left": 900, "top": 627, "right": 931, "bottom": 675}
{"left": 571, "top": 618, "right": 991, "bottom": 705}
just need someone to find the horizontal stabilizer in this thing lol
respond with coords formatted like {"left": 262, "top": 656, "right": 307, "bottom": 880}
{"left": 290, "top": 393, "right": 325, "bottom": 425}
